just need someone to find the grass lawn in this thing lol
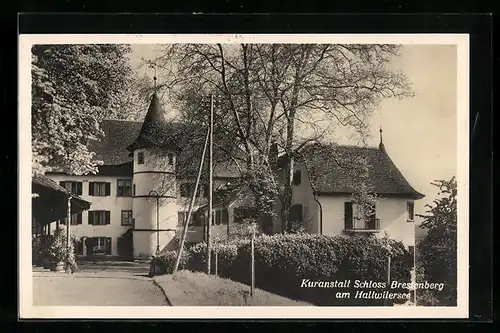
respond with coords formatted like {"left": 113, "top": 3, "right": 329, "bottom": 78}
{"left": 153, "top": 270, "right": 313, "bottom": 306}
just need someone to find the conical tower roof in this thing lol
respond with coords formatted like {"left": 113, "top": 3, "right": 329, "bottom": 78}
{"left": 127, "top": 93, "right": 169, "bottom": 151}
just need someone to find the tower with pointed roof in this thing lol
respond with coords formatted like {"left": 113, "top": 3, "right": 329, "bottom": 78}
{"left": 126, "top": 91, "right": 178, "bottom": 259}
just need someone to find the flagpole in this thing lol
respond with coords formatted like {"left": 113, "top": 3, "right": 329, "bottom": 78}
{"left": 173, "top": 127, "right": 210, "bottom": 273}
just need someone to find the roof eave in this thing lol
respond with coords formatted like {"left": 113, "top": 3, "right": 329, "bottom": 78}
{"left": 315, "top": 190, "right": 425, "bottom": 199}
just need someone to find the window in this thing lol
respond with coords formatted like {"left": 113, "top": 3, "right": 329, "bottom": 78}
{"left": 407, "top": 202, "right": 415, "bottom": 221}
{"left": 290, "top": 204, "right": 303, "bottom": 222}
{"left": 59, "top": 181, "right": 82, "bottom": 196}
{"left": 117, "top": 179, "right": 132, "bottom": 197}
{"left": 180, "top": 183, "right": 194, "bottom": 198}
{"left": 344, "top": 202, "right": 353, "bottom": 229}
{"left": 178, "top": 211, "right": 202, "bottom": 226}
{"left": 88, "top": 210, "right": 111, "bottom": 225}
{"left": 234, "top": 207, "right": 257, "bottom": 224}
{"left": 215, "top": 209, "right": 229, "bottom": 225}
{"left": 89, "top": 182, "right": 111, "bottom": 196}
{"left": 121, "top": 210, "right": 133, "bottom": 226}
{"left": 133, "top": 184, "right": 136, "bottom": 196}
{"left": 293, "top": 170, "right": 302, "bottom": 186}
{"left": 93, "top": 237, "right": 112, "bottom": 255}
{"left": 60, "top": 212, "right": 82, "bottom": 225}
{"left": 168, "top": 153, "right": 174, "bottom": 166}
{"left": 137, "top": 151, "right": 145, "bottom": 164}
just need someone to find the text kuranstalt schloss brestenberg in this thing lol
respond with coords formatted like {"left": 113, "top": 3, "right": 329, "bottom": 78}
{"left": 299, "top": 279, "right": 445, "bottom": 300}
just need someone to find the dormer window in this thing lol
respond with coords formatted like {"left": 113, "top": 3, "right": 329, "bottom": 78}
{"left": 137, "top": 151, "right": 145, "bottom": 165}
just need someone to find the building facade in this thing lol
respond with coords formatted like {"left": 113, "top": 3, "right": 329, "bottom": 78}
{"left": 44, "top": 93, "right": 424, "bottom": 259}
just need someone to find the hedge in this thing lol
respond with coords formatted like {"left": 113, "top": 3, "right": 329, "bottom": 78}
{"left": 151, "top": 249, "right": 191, "bottom": 275}
{"left": 154, "top": 233, "right": 413, "bottom": 305}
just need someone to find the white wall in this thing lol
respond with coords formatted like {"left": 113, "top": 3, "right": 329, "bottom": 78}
{"left": 377, "top": 197, "right": 416, "bottom": 247}
{"left": 274, "top": 161, "right": 320, "bottom": 234}
{"left": 290, "top": 161, "right": 319, "bottom": 234}
{"left": 46, "top": 174, "right": 133, "bottom": 256}
{"left": 318, "top": 194, "right": 416, "bottom": 247}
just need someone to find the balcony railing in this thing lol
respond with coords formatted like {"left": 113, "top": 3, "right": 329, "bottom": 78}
{"left": 344, "top": 217, "right": 380, "bottom": 232}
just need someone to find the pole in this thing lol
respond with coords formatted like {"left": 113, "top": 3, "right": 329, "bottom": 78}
{"left": 413, "top": 247, "right": 417, "bottom": 305}
{"left": 173, "top": 127, "right": 210, "bottom": 273}
{"left": 207, "top": 94, "right": 214, "bottom": 275}
{"left": 66, "top": 196, "right": 71, "bottom": 273}
{"left": 156, "top": 195, "right": 160, "bottom": 255}
{"left": 251, "top": 226, "right": 255, "bottom": 297}
{"left": 215, "top": 244, "right": 218, "bottom": 277}
{"left": 149, "top": 190, "right": 160, "bottom": 256}
{"left": 385, "top": 255, "right": 391, "bottom": 306}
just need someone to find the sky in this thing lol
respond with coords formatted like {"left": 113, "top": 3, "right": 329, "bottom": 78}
{"left": 127, "top": 44, "right": 458, "bottom": 223}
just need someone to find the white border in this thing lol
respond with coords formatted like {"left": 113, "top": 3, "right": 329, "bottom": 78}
{"left": 19, "top": 33, "right": 469, "bottom": 319}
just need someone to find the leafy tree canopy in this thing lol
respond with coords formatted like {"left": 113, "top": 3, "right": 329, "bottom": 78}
{"left": 416, "top": 176, "right": 457, "bottom": 305}
{"left": 31, "top": 44, "right": 133, "bottom": 176}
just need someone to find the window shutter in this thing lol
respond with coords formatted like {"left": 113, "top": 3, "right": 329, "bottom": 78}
{"left": 77, "top": 182, "right": 82, "bottom": 196}
{"left": 105, "top": 238, "right": 112, "bottom": 255}
{"left": 88, "top": 211, "right": 94, "bottom": 225}
{"left": 89, "top": 183, "right": 94, "bottom": 196}
{"left": 105, "top": 211, "right": 111, "bottom": 225}
{"left": 344, "top": 202, "right": 353, "bottom": 229}
{"left": 105, "top": 182, "right": 111, "bottom": 196}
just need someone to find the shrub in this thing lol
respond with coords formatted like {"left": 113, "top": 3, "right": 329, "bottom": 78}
{"left": 185, "top": 233, "right": 412, "bottom": 306}
{"left": 187, "top": 240, "right": 239, "bottom": 276}
{"left": 45, "top": 227, "right": 78, "bottom": 273}
{"left": 153, "top": 249, "right": 191, "bottom": 275}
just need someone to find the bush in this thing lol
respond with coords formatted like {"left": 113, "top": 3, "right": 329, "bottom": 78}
{"left": 187, "top": 241, "right": 239, "bottom": 276}
{"left": 45, "top": 227, "right": 78, "bottom": 273}
{"left": 185, "top": 233, "right": 412, "bottom": 306}
{"left": 152, "top": 249, "right": 191, "bottom": 275}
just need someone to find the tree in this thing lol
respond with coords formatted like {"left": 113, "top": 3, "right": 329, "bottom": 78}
{"left": 151, "top": 43, "right": 413, "bottom": 231}
{"left": 416, "top": 176, "right": 457, "bottom": 306}
{"left": 31, "top": 44, "right": 133, "bottom": 176}
{"left": 350, "top": 156, "right": 379, "bottom": 227}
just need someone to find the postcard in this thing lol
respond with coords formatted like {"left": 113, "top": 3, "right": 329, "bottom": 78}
{"left": 19, "top": 33, "right": 469, "bottom": 319}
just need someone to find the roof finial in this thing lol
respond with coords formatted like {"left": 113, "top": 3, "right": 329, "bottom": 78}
{"left": 153, "top": 66, "right": 157, "bottom": 92}
{"left": 379, "top": 126, "right": 386, "bottom": 151}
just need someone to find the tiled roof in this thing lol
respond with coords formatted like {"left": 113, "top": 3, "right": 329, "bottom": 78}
{"left": 90, "top": 120, "right": 142, "bottom": 165}
{"left": 126, "top": 93, "right": 175, "bottom": 151}
{"left": 286, "top": 143, "right": 424, "bottom": 199}
{"left": 89, "top": 119, "right": 241, "bottom": 179}
{"left": 32, "top": 174, "right": 72, "bottom": 194}
{"left": 32, "top": 174, "right": 92, "bottom": 207}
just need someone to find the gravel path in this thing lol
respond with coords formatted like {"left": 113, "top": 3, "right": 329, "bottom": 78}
{"left": 33, "top": 261, "right": 169, "bottom": 306}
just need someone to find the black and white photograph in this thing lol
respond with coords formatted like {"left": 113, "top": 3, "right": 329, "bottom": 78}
{"left": 19, "top": 34, "right": 469, "bottom": 319}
